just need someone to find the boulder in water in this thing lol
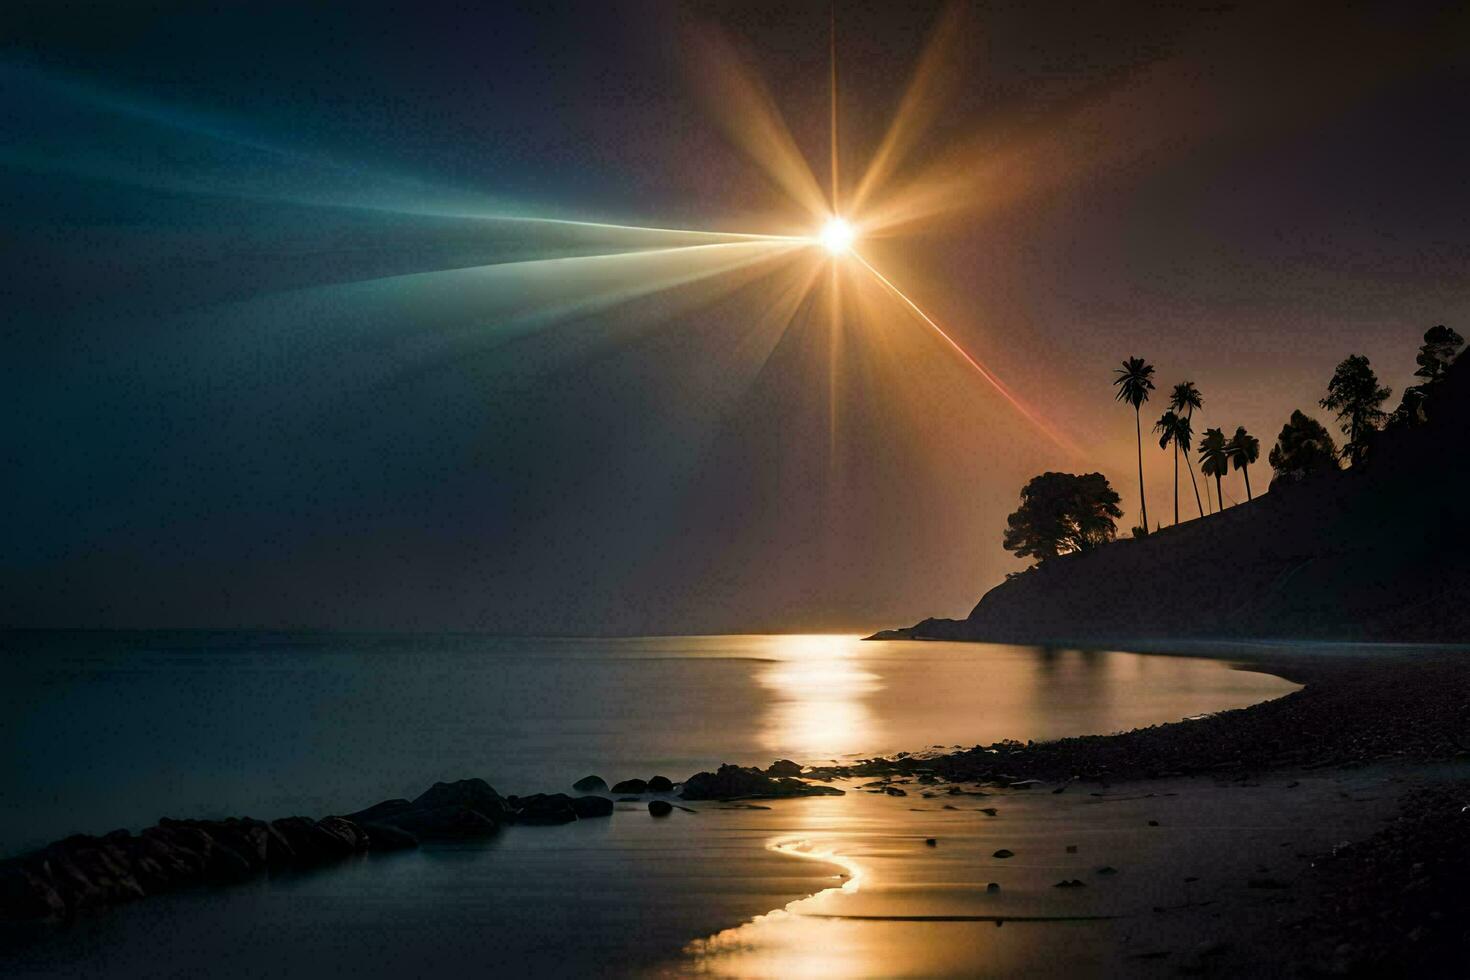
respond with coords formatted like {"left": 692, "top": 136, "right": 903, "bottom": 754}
{"left": 412, "top": 779, "right": 511, "bottom": 820}
{"left": 373, "top": 805, "right": 500, "bottom": 839}
{"left": 679, "top": 764, "right": 845, "bottom": 801}
{"left": 572, "top": 775, "right": 609, "bottom": 793}
{"left": 570, "top": 796, "right": 614, "bottom": 819}
{"left": 611, "top": 778, "right": 648, "bottom": 794}
{"left": 362, "top": 823, "right": 419, "bottom": 850}
{"left": 510, "top": 793, "right": 579, "bottom": 825}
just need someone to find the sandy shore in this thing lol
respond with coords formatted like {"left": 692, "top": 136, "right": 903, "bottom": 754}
{"left": 667, "top": 764, "right": 1459, "bottom": 977}
{"left": 677, "top": 640, "right": 1470, "bottom": 977}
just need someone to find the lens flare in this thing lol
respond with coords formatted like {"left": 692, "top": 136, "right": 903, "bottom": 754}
{"left": 819, "top": 218, "right": 855, "bottom": 255}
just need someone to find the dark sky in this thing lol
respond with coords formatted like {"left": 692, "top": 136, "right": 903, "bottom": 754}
{"left": 4, "top": 1, "right": 1467, "bottom": 633}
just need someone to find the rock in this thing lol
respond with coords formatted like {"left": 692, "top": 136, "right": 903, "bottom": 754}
{"left": 344, "top": 799, "right": 414, "bottom": 825}
{"left": 993, "top": 849, "right": 1015, "bottom": 859}
{"left": 374, "top": 805, "right": 499, "bottom": 839}
{"left": 1007, "top": 779, "right": 1044, "bottom": 790}
{"left": 1097, "top": 866, "right": 1119, "bottom": 875}
{"left": 362, "top": 823, "right": 419, "bottom": 850}
{"left": 316, "top": 816, "right": 369, "bottom": 852}
{"left": 411, "top": 779, "right": 510, "bottom": 820}
{"left": 572, "top": 775, "right": 609, "bottom": 793}
{"left": 570, "top": 795, "right": 615, "bottom": 819}
{"left": 150, "top": 823, "right": 256, "bottom": 881}
{"left": 1066, "top": 844, "right": 1078, "bottom": 853}
{"left": 647, "top": 776, "right": 674, "bottom": 793}
{"left": 270, "top": 817, "right": 357, "bottom": 864}
{"left": 979, "top": 807, "right": 998, "bottom": 816}
{"left": 986, "top": 882, "right": 1001, "bottom": 893}
{"left": 0, "top": 862, "right": 67, "bottom": 919}
{"left": 611, "top": 779, "right": 649, "bottom": 794}
{"left": 679, "top": 764, "right": 845, "bottom": 801}
{"left": 925, "top": 838, "right": 938, "bottom": 847}
{"left": 884, "top": 786, "right": 908, "bottom": 796}
{"left": 648, "top": 800, "right": 673, "bottom": 817}
{"left": 509, "top": 794, "right": 579, "bottom": 825}
{"left": 1054, "top": 879, "right": 1087, "bottom": 888}
{"left": 1148, "top": 820, "right": 1160, "bottom": 827}
{"left": 766, "top": 760, "right": 803, "bottom": 777}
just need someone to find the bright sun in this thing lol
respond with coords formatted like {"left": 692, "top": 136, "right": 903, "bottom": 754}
{"left": 818, "top": 217, "right": 855, "bottom": 255}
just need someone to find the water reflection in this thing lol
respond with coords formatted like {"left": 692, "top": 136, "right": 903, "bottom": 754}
{"left": 756, "top": 636, "right": 885, "bottom": 762}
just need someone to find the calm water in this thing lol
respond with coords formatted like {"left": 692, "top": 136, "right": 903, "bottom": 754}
{"left": 0, "top": 632, "right": 1294, "bottom": 850}
{"left": 1, "top": 632, "right": 1299, "bottom": 978}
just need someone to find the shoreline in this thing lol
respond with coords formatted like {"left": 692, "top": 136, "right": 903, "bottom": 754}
{"left": 6, "top": 639, "right": 1467, "bottom": 975}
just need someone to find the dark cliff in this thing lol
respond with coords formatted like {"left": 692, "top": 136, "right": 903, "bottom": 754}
{"left": 875, "top": 358, "right": 1470, "bottom": 645}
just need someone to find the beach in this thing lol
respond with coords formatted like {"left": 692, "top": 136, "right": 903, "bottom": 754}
{"left": 3, "top": 633, "right": 1466, "bottom": 976}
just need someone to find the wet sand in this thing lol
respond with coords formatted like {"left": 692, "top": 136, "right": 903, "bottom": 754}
{"left": 669, "top": 767, "right": 1429, "bottom": 977}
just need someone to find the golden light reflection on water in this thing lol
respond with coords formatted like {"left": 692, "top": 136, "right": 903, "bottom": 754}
{"left": 756, "top": 635, "right": 885, "bottom": 762}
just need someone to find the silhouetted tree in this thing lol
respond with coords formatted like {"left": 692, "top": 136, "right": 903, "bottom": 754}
{"left": 1154, "top": 409, "right": 1193, "bottom": 526}
{"left": 1226, "top": 426, "right": 1260, "bottom": 501}
{"left": 1002, "top": 472, "right": 1123, "bottom": 564}
{"left": 1414, "top": 324, "right": 1464, "bottom": 384}
{"left": 1197, "top": 427, "right": 1229, "bottom": 512}
{"left": 1113, "top": 357, "right": 1155, "bottom": 535}
{"left": 1168, "top": 382, "right": 1206, "bottom": 518}
{"left": 1320, "top": 354, "right": 1390, "bottom": 465}
{"left": 1391, "top": 325, "right": 1464, "bottom": 429}
{"left": 1268, "top": 410, "right": 1339, "bottom": 483}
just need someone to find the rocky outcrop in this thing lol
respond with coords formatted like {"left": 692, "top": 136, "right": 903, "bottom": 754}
{"left": 0, "top": 776, "right": 613, "bottom": 923}
{"left": 679, "top": 764, "right": 845, "bottom": 801}
{"left": 3, "top": 760, "right": 853, "bottom": 923}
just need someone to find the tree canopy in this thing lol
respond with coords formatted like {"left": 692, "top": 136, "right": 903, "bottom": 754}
{"left": 1413, "top": 324, "right": 1464, "bottom": 383}
{"left": 1319, "top": 354, "right": 1391, "bottom": 465}
{"left": 1002, "top": 472, "right": 1123, "bottom": 564}
{"left": 1391, "top": 325, "right": 1464, "bottom": 429}
{"left": 1268, "top": 410, "right": 1339, "bottom": 482}
{"left": 1112, "top": 357, "right": 1155, "bottom": 409}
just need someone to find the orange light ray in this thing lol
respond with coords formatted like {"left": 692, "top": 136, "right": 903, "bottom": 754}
{"left": 682, "top": 21, "right": 830, "bottom": 222}
{"left": 850, "top": 249, "right": 1083, "bottom": 458}
{"left": 829, "top": 2, "right": 839, "bottom": 213}
{"left": 847, "top": 2, "right": 968, "bottom": 216}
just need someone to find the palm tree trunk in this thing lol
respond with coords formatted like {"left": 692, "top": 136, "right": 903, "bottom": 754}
{"left": 1184, "top": 408, "right": 1204, "bottom": 518}
{"left": 1215, "top": 473, "right": 1223, "bottom": 510}
{"left": 1172, "top": 442, "right": 1179, "bottom": 525}
{"left": 1134, "top": 407, "right": 1148, "bottom": 533}
{"left": 1243, "top": 464, "right": 1252, "bottom": 501}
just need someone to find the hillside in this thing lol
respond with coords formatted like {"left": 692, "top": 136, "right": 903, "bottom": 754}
{"left": 874, "top": 356, "right": 1470, "bottom": 645}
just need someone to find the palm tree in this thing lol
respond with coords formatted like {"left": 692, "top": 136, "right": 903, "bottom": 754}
{"left": 1226, "top": 426, "right": 1260, "bottom": 501}
{"left": 1153, "top": 410, "right": 1192, "bottom": 526}
{"left": 1113, "top": 357, "right": 1155, "bottom": 534}
{"left": 1169, "top": 382, "right": 1206, "bottom": 519}
{"left": 1197, "top": 427, "right": 1229, "bottom": 513}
